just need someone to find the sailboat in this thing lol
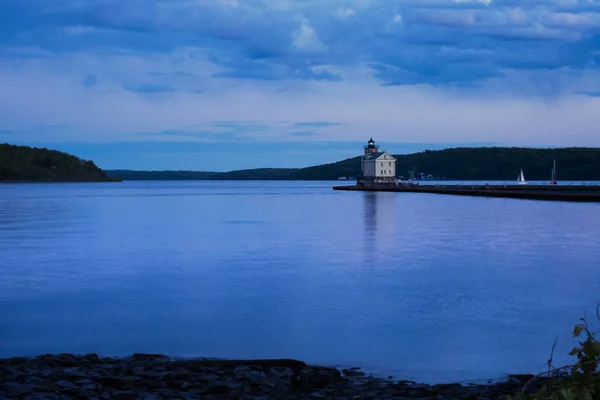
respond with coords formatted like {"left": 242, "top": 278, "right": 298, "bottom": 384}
{"left": 517, "top": 168, "right": 527, "bottom": 185}
{"left": 550, "top": 159, "right": 557, "bottom": 185}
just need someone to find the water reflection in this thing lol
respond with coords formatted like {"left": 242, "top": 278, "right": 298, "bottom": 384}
{"left": 362, "top": 192, "right": 397, "bottom": 263}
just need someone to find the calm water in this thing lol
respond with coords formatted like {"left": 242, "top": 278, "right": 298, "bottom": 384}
{"left": 1, "top": 181, "right": 599, "bottom": 383}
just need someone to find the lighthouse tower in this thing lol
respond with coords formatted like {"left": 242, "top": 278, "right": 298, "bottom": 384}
{"left": 364, "top": 138, "right": 379, "bottom": 156}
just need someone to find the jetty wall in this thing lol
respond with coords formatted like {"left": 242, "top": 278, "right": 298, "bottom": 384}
{"left": 333, "top": 184, "right": 600, "bottom": 202}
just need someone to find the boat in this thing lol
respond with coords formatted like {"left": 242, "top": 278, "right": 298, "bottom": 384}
{"left": 517, "top": 168, "right": 528, "bottom": 185}
{"left": 550, "top": 159, "right": 557, "bottom": 185}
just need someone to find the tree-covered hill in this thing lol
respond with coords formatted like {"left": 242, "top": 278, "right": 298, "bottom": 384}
{"left": 106, "top": 147, "right": 600, "bottom": 181}
{"left": 106, "top": 170, "right": 219, "bottom": 181}
{"left": 392, "top": 147, "right": 600, "bottom": 181}
{"left": 0, "top": 143, "right": 116, "bottom": 182}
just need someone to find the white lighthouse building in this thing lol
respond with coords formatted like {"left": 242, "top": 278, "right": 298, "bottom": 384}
{"left": 359, "top": 138, "right": 396, "bottom": 186}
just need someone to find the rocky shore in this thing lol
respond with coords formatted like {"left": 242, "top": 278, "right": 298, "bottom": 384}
{"left": 0, "top": 353, "right": 541, "bottom": 399}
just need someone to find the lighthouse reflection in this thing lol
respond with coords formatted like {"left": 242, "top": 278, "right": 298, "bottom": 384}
{"left": 362, "top": 191, "right": 397, "bottom": 262}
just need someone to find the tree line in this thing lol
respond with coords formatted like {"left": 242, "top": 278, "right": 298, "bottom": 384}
{"left": 105, "top": 147, "right": 600, "bottom": 181}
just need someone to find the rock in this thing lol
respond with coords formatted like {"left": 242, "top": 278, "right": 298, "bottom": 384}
{"left": 54, "top": 354, "right": 78, "bottom": 367}
{"left": 75, "top": 378, "right": 95, "bottom": 385}
{"left": 6, "top": 357, "right": 29, "bottom": 367}
{"left": 1, "top": 382, "right": 30, "bottom": 397}
{"left": 132, "top": 366, "right": 146, "bottom": 375}
{"left": 432, "top": 382, "right": 463, "bottom": 392}
{"left": 84, "top": 353, "right": 100, "bottom": 362}
{"left": 121, "top": 376, "right": 143, "bottom": 384}
{"left": 81, "top": 383, "right": 97, "bottom": 391}
{"left": 26, "top": 376, "right": 46, "bottom": 386}
{"left": 112, "top": 390, "right": 138, "bottom": 400}
{"left": 406, "top": 383, "right": 431, "bottom": 391}
{"left": 140, "top": 393, "right": 167, "bottom": 400}
{"left": 196, "top": 373, "right": 221, "bottom": 382}
{"left": 56, "top": 379, "right": 77, "bottom": 388}
{"left": 300, "top": 368, "right": 342, "bottom": 390}
{"left": 145, "top": 371, "right": 171, "bottom": 379}
{"left": 97, "top": 376, "right": 128, "bottom": 388}
{"left": 131, "top": 353, "right": 169, "bottom": 361}
{"left": 342, "top": 368, "right": 366, "bottom": 377}
{"left": 156, "top": 389, "right": 178, "bottom": 398}
{"left": 208, "top": 383, "right": 233, "bottom": 394}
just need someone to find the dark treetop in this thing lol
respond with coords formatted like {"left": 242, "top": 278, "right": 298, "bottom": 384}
{"left": 0, "top": 143, "right": 116, "bottom": 182}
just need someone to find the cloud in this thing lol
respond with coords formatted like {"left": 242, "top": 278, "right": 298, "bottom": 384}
{"left": 136, "top": 129, "right": 241, "bottom": 141}
{"left": 123, "top": 84, "right": 175, "bottom": 93}
{"left": 336, "top": 8, "right": 355, "bottom": 19}
{"left": 293, "top": 122, "right": 344, "bottom": 128}
{"left": 290, "top": 130, "right": 320, "bottom": 137}
{"left": 3, "top": 0, "right": 598, "bottom": 89}
{"left": 82, "top": 74, "right": 98, "bottom": 87}
{"left": 577, "top": 91, "right": 600, "bottom": 97}
{"left": 294, "top": 18, "right": 327, "bottom": 52}
{"left": 148, "top": 71, "right": 195, "bottom": 77}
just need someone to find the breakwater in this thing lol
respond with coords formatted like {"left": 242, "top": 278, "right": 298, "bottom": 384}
{"left": 333, "top": 184, "right": 600, "bottom": 202}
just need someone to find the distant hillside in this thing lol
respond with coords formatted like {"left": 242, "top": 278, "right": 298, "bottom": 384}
{"left": 105, "top": 147, "right": 600, "bottom": 181}
{"left": 391, "top": 147, "right": 600, "bottom": 181}
{"left": 0, "top": 143, "right": 117, "bottom": 182}
{"left": 107, "top": 170, "right": 219, "bottom": 181}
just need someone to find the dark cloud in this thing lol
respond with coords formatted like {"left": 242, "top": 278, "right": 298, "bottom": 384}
{"left": 293, "top": 122, "right": 343, "bottom": 128}
{"left": 123, "top": 84, "right": 175, "bottom": 93}
{"left": 1, "top": 0, "right": 599, "bottom": 90}
{"left": 577, "top": 91, "right": 600, "bottom": 97}
{"left": 135, "top": 129, "right": 240, "bottom": 141}
{"left": 290, "top": 130, "right": 320, "bottom": 137}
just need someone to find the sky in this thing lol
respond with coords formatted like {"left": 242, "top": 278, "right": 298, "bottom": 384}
{"left": 1, "top": 0, "right": 600, "bottom": 171}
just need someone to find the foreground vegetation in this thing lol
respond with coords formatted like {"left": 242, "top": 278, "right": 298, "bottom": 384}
{"left": 0, "top": 144, "right": 116, "bottom": 182}
{"left": 105, "top": 147, "right": 600, "bottom": 181}
{"left": 512, "top": 305, "right": 600, "bottom": 400}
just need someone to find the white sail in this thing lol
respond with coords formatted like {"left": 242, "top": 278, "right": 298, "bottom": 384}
{"left": 518, "top": 168, "right": 527, "bottom": 184}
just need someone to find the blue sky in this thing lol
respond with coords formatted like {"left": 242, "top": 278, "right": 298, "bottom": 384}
{"left": 1, "top": 0, "right": 600, "bottom": 171}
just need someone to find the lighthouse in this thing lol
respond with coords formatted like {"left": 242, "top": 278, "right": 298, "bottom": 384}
{"left": 359, "top": 138, "right": 396, "bottom": 187}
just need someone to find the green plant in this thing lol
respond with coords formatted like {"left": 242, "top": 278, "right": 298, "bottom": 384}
{"left": 510, "top": 304, "right": 600, "bottom": 400}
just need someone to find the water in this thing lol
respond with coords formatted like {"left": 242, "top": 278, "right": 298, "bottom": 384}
{"left": 1, "top": 181, "right": 599, "bottom": 384}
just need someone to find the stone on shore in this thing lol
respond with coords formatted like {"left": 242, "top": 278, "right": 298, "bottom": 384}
{"left": 0, "top": 353, "right": 528, "bottom": 399}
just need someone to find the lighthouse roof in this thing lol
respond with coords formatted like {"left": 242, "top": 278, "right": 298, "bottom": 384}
{"left": 363, "top": 151, "right": 395, "bottom": 161}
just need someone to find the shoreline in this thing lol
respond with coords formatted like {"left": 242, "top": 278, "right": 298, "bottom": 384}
{"left": 0, "top": 179, "right": 121, "bottom": 184}
{"left": 0, "top": 353, "right": 543, "bottom": 399}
